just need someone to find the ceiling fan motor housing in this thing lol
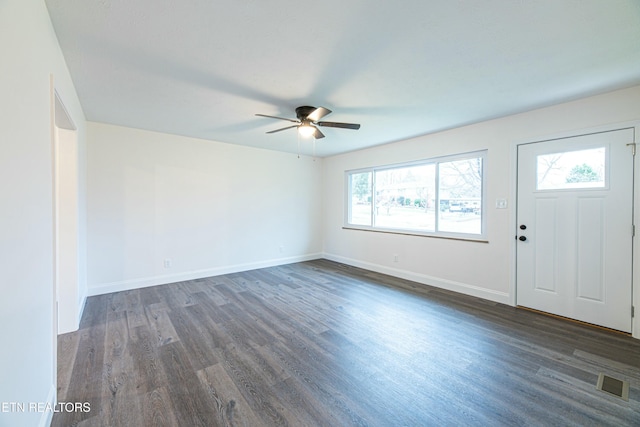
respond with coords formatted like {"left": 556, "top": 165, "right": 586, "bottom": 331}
{"left": 295, "top": 106, "right": 317, "bottom": 121}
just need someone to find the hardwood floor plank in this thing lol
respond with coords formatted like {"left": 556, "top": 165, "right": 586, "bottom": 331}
{"left": 573, "top": 349, "right": 640, "bottom": 385}
{"left": 100, "top": 310, "right": 144, "bottom": 427}
{"left": 76, "top": 415, "right": 102, "bottom": 426}
{"left": 226, "top": 343, "right": 290, "bottom": 388}
{"left": 264, "top": 338, "right": 382, "bottom": 426}
{"left": 128, "top": 325, "right": 169, "bottom": 393}
{"left": 167, "top": 306, "right": 219, "bottom": 371}
{"left": 144, "top": 302, "right": 179, "bottom": 347}
{"left": 218, "top": 301, "right": 277, "bottom": 347}
{"left": 57, "top": 330, "right": 80, "bottom": 399}
{"left": 190, "top": 291, "right": 233, "bottom": 324}
{"left": 78, "top": 293, "right": 109, "bottom": 329}
{"left": 141, "top": 387, "right": 181, "bottom": 427}
{"left": 536, "top": 367, "right": 640, "bottom": 417}
{"left": 159, "top": 341, "right": 218, "bottom": 427}
{"left": 196, "top": 363, "right": 263, "bottom": 427}
{"left": 54, "top": 260, "right": 640, "bottom": 426}
{"left": 52, "top": 323, "right": 106, "bottom": 426}
{"left": 156, "top": 283, "right": 198, "bottom": 310}
{"left": 183, "top": 303, "right": 229, "bottom": 352}
{"left": 216, "top": 345, "right": 292, "bottom": 426}
{"left": 270, "top": 376, "right": 342, "bottom": 427}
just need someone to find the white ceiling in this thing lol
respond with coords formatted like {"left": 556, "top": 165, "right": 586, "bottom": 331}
{"left": 45, "top": 0, "right": 640, "bottom": 157}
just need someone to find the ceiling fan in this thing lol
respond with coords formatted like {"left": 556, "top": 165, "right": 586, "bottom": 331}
{"left": 256, "top": 106, "right": 360, "bottom": 139}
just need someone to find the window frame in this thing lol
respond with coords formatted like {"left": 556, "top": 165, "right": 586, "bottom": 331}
{"left": 344, "top": 150, "right": 488, "bottom": 241}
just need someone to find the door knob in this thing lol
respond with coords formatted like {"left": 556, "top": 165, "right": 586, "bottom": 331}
{"left": 519, "top": 236, "right": 527, "bottom": 241}
{"left": 520, "top": 225, "right": 527, "bottom": 230}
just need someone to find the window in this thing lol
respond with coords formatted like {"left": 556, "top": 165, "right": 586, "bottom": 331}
{"left": 349, "top": 171, "right": 372, "bottom": 226}
{"left": 536, "top": 147, "right": 606, "bottom": 190}
{"left": 346, "top": 151, "right": 486, "bottom": 239}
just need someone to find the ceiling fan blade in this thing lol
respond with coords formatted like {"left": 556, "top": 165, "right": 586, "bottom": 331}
{"left": 256, "top": 113, "right": 300, "bottom": 123}
{"left": 266, "top": 125, "right": 298, "bottom": 134}
{"left": 307, "top": 107, "right": 332, "bottom": 122}
{"left": 313, "top": 127, "right": 325, "bottom": 139}
{"left": 317, "top": 121, "right": 361, "bottom": 130}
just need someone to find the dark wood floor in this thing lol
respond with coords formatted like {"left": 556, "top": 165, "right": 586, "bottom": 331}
{"left": 53, "top": 260, "right": 640, "bottom": 426}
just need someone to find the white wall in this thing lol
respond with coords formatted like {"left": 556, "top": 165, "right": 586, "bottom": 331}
{"left": 0, "top": 1, "right": 86, "bottom": 426}
{"left": 323, "top": 85, "right": 640, "bottom": 307}
{"left": 86, "top": 123, "right": 323, "bottom": 295}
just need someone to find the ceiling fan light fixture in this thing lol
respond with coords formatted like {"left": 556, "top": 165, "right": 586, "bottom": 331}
{"left": 298, "top": 124, "right": 316, "bottom": 138}
{"left": 256, "top": 106, "right": 360, "bottom": 140}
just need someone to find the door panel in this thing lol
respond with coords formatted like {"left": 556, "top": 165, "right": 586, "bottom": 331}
{"left": 533, "top": 198, "right": 557, "bottom": 293}
{"left": 516, "top": 128, "right": 634, "bottom": 332}
{"left": 576, "top": 197, "right": 604, "bottom": 302}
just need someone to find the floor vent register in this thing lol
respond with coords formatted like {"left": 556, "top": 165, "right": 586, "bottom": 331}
{"left": 596, "top": 373, "right": 630, "bottom": 401}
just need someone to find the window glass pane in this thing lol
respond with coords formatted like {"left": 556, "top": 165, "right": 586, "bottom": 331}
{"left": 536, "top": 147, "right": 605, "bottom": 190}
{"left": 438, "top": 157, "right": 483, "bottom": 234}
{"left": 374, "top": 164, "right": 436, "bottom": 231}
{"left": 349, "top": 171, "right": 372, "bottom": 225}
{"left": 345, "top": 151, "right": 486, "bottom": 239}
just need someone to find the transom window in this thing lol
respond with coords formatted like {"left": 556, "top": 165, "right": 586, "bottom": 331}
{"left": 536, "top": 147, "right": 606, "bottom": 190}
{"left": 346, "top": 151, "right": 486, "bottom": 239}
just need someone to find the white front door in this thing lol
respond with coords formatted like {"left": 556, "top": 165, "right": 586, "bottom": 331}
{"left": 516, "top": 128, "right": 635, "bottom": 332}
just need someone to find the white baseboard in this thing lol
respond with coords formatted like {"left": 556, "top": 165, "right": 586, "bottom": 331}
{"left": 87, "top": 252, "right": 510, "bottom": 306}
{"left": 77, "top": 291, "right": 87, "bottom": 324}
{"left": 322, "top": 252, "right": 510, "bottom": 305}
{"left": 87, "top": 253, "right": 323, "bottom": 296}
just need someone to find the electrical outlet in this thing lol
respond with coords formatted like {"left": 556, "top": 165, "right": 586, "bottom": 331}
{"left": 163, "top": 259, "right": 172, "bottom": 269}
{"left": 393, "top": 254, "right": 399, "bottom": 263}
